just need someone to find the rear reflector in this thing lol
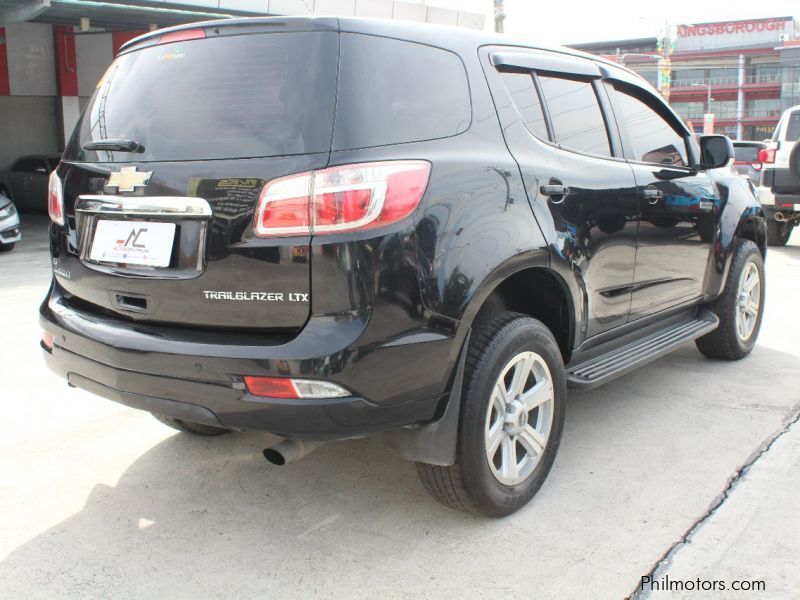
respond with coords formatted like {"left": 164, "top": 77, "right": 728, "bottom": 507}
{"left": 48, "top": 170, "right": 65, "bottom": 226}
{"left": 254, "top": 160, "right": 431, "bottom": 237}
{"left": 244, "top": 376, "right": 350, "bottom": 399}
{"left": 41, "top": 331, "right": 54, "bottom": 351}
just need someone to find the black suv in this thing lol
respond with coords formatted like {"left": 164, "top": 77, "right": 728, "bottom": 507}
{"left": 41, "top": 17, "right": 767, "bottom": 517}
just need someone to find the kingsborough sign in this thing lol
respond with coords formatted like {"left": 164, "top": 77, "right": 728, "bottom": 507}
{"left": 675, "top": 17, "right": 796, "bottom": 52}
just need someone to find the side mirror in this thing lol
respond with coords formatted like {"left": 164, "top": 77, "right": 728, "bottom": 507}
{"left": 699, "top": 135, "right": 734, "bottom": 170}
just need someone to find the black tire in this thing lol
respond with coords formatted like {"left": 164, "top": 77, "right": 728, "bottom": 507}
{"left": 0, "top": 243, "right": 14, "bottom": 252}
{"left": 417, "top": 311, "right": 566, "bottom": 517}
{"left": 151, "top": 413, "right": 231, "bottom": 436}
{"left": 696, "top": 239, "right": 765, "bottom": 360}
{"left": 766, "top": 219, "right": 792, "bottom": 247}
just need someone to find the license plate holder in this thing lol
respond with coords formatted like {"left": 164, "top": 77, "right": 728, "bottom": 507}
{"left": 89, "top": 220, "right": 176, "bottom": 267}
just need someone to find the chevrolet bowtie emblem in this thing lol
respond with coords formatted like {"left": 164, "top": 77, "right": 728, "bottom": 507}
{"left": 106, "top": 166, "right": 152, "bottom": 193}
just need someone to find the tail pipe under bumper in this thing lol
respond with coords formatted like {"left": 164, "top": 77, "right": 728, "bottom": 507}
{"left": 263, "top": 439, "right": 325, "bottom": 465}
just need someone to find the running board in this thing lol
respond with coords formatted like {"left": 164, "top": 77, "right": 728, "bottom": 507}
{"left": 566, "top": 310, "right": 719, "bottom": 390}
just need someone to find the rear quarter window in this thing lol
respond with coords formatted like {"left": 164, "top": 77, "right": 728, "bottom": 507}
{"left": 333, "top": 34, "right": 471, "bottom": 150}
{"left": 787, "top": 111, "right": 800, "bottom": 142}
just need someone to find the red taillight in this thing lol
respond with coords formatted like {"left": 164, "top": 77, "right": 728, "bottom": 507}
{"left": 158, "top": 29, "right": 206, "bottom": 45}
{"left": 254, "top": 161, "right": 431, "bottom": 237}
{"left": 48, "top": 170, "right": 64, "bottom": 226}
{"left": 244, "top": 376, "right": 299, "bottom": 399}
{"left": 758, "top": 148, "right": 776, "bottom": 164}
{"left": 42, "top": 331, "right": 54, "bottom": 351}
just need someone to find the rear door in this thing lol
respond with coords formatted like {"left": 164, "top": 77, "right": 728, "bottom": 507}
{"left": 483, "top": 50, "right": 639, "bottom": 338}
{"left": 604, "top": 80, "right": 717, "bottom": 319}
{"left": 28, "top": 157, "right": 50, "bottom": 207}
{"left": 9, "top": 158, "right": 43, "bottom": 208}
{"left": 56, "top": 25, "right": 339, "bottom": 331}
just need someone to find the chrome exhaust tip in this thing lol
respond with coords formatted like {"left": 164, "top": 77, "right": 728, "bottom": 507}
{"left": 263, "top": 439, "right": 324, "bottom": 466}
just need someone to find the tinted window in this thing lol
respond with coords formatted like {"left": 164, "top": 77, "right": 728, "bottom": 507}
{"left": 611, "top": 85, "right": 688, "bottom": 166}
{"left": 734, "top": 145, "right": 761, "bottom": 163}
{"left": 499, "top": 72, "right": 549, "bottom": 140}
{"left": 12, "top": 158, "right": 47, "bottom": 174}
{"left": 333, "top": 34, "right": 470, "bottom": 150}
{"left": 537, "top": 76, "right": 611, "bottom": 157}
{"left": 65, "top": 32, "right": 338, "bottom": 162}
{"left": 787, "top": 111, "right": 800, "bottom": 142}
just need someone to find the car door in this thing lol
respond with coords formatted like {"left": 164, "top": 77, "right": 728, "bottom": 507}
{"left": 26, "top": 158, "right": 50, "bottom": 209}
{"left": 604, "top": 79, "right": 717, "bottom": 320}
{"left": 483, "top": 49, "right": 639, "bottom": 339}
{"left": 8, "top": 158, "right": 32, "bottom": 206}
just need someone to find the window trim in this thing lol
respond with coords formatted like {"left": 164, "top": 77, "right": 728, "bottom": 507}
{"left": 604, "top": 79, "right": 696, "bottom": 171}
{"left": 535, "top": 72, "right": 617, "bottom": 161}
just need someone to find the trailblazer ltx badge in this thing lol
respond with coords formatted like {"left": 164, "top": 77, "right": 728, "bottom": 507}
{"left": 106, "top": 166, "right": 152, "bottom": 192}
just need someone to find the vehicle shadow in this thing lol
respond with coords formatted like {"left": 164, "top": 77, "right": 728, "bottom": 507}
{"left": 2, "top": 344, "right": 800, "bottom": 599}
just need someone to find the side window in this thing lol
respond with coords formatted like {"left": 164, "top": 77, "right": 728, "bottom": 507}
{"left": 610, "top": 85, "right": 689, "bottom": 167}
{"left": 537, "top": 76, "right": 611, "bottom": 157}
{"left": 12, "top": 158, "right": 47, "bottom": 174}
{"left": 499, "top": 72, "right": 549, "bottom": 140}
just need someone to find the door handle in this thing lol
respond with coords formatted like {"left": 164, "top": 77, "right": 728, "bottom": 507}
{"left": 642, "top": 188, "right": 663, "bottom": 204}
{"left": 540, "top": 183, "right": 570, "bottom": 204}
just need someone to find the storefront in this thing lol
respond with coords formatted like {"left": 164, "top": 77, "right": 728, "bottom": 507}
{"left": 571, "top": 16, "right": 800, "bottom": 141}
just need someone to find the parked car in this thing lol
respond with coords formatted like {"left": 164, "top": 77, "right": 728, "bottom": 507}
{"left": 0, "top": 193, "right": 21, "bottom": 251}
{"left": 759, "top": 104, "right": 800, "bottom": 245}
{"left": 41, "top": 17, "right": 767, "bottom": 517}
{"left": 733, "top": 140, "right": 776, "bottom": 210}
{"left": 0, "top": 154, "right": 62, "bottom": 211}
{"left": 733, "top": 140, "right": 766, "bottom": 182}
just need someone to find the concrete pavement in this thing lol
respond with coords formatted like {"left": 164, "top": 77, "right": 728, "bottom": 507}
{"left": 1, "top": 215, "right": 798, "bottom": 599}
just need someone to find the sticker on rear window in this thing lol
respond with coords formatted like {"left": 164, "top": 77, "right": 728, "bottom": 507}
{"left": 157, "top": 44, "right": 187, "bottom": 62}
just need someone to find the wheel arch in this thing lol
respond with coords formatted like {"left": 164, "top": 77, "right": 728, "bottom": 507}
{"left": 736, "top": 210, "right": 768, "bottom": 258}
{"left": 462, "top": 263, "right": 576, "bottom": 363}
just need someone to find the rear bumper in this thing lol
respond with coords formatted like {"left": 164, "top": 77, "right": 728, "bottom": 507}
{"left": 762, "top": 166, "right": 800, "bottom": 195}
{"left": 41, "top": 285, "right": 457, "bottom": 439}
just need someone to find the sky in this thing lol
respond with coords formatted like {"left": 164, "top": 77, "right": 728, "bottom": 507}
{"left": 431, "top": 0, "right": 800, "bottom": 46}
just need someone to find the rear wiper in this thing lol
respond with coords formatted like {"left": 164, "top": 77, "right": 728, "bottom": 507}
{"left": 82, "top": 139, "right": 145, "bottom": 153}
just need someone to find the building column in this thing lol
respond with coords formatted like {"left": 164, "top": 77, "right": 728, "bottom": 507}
{"left": 111, "top": 30, "right": 146, "bottom": 57}
{"left": 0, "top": 27, "right": 10, "bottom": 96}
{"left": 736, "top": 54, "right": 745, "bottom": 141}
{"left": 53, "top": 25, "right": 80, "bottom": 147}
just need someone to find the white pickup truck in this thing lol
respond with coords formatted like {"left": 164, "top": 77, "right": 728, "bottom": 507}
{"left": 760, "top": 104, "right": 800, "bottom": 246}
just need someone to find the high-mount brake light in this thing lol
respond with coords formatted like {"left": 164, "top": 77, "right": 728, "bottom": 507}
{"left": 253, "top": 161, "right": 431, "bottom": 238}
{"left": 157, "top": 29, "right": 206, "bottom": 45}
{"left": 48, "top": 170, "right": 65, "bottom": 226}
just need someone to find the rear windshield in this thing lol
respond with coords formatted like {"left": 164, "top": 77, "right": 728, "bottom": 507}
{"left": 734, "top": 145, "right": 760, "bottom": 162}
{"left": 65, "top": 32, "right": 338, "bottom": 162}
